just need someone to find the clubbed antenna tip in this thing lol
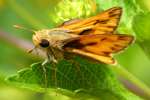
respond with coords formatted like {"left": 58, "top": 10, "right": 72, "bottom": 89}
{"left": 13, "top": 25, "right": 36, "bottom": 34}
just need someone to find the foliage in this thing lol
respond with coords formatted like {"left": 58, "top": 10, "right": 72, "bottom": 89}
{"left": 0, "top": 0, "right": 150, "bottom": 100}
{"left": 132, "top": 12, "right": 150, "bottom": 59}
{"left": 7, "top": 57, "right": 141, "bottom": 100}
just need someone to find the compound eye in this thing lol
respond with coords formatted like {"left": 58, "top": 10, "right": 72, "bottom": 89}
{"left": 39, "top": 39, "right": 49, "bottom": 48}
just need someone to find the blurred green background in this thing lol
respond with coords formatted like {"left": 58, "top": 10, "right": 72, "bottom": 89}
{"left": 0, "top": 0, "right": 150, "bottom": 100}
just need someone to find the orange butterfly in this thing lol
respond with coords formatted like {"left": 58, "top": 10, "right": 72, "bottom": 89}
{"left": 30, "top": 7, "right": 134, "bottom": 65}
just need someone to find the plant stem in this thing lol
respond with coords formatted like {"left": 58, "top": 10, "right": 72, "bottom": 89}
{"left": 7, "top": 0, "right": 47, "bottom": 29}
{"left": 111, "top": 65, "right": 150, "bottom": 99}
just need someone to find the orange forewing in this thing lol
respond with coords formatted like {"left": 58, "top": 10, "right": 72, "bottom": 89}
{"left": 60, "top": 7, "right": 122, "bottom": 35}
{"left": 64, "top": 34, "right": 133, "bottom": 64}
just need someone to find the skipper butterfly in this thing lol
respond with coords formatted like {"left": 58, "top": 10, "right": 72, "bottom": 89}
{"left": 17, "top": 7, "right": 134, "bottom": 65}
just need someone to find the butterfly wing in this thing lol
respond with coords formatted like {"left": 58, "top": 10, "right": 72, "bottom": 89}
{"left": 60, "top": 7, "right": 122, "bottom": 35}
{"left": 64, "top": 34, "right": 133, "bottom": 64}
{"left": 66, "top": 48, "right": 116, "bottom": 64}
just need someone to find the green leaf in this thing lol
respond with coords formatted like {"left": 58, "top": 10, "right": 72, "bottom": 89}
{"left": 133, "top": 12, "right": 150, "bottom": 41}
{"left": 135, "top": 0, "right": 150, "bottom": 12}
{"left": 49, "top": 0, "right": 97, "bottom": 25}
{"left": 7, "top": 56, "right": 141, "bottom": 100}
{"left": 132, "top": 12, "right": 150, "bottom": 59}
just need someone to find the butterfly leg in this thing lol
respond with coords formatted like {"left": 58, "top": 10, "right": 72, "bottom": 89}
{"left": 51, "top": 62, "right": 57, "bottom": 88}
{"left": 41, "top": 57, "right": 58, "bottom": 88}
{"left": 47, "top": 51, "right": 58, "bottom": 88}
{"left": 41, "top": 59, "right": 48, "bottom": 88}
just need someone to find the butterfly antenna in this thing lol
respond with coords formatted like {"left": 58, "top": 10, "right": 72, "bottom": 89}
{"left": 13, "top": 25, "right": 36, "bottom": 34}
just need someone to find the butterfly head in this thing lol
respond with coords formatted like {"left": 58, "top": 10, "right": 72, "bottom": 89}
{"left": 32, "top": 29, "right": 51, "bottom": 49}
